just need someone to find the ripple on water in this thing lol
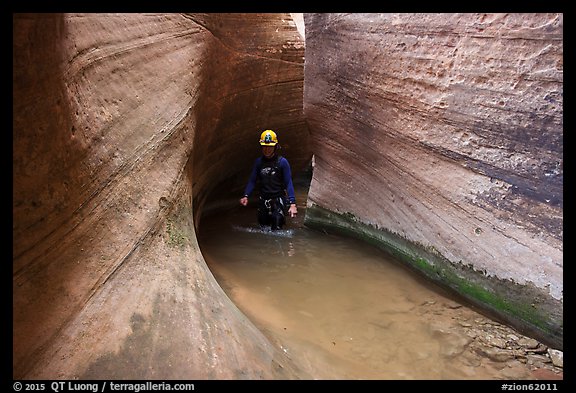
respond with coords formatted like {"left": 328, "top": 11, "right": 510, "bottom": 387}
{"left": 199, "top": 199, "right": 560, "bottom": 380}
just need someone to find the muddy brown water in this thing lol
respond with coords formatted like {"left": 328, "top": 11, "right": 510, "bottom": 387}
{"left": 198, "top": 189, "right": 559, "bottom": 380}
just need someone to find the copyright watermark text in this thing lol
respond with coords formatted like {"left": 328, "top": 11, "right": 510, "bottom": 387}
{"left": 13, "top": 382, "right": 194, "bottom": 393}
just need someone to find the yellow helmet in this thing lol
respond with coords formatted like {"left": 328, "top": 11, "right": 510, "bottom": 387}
{"left": 259, "top": 130, "right": 278, "bottom": 146}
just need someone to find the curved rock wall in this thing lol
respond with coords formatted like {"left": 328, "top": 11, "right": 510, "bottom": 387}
{"left": 303, "top": 13, "right": 562, "bottom": 349}
{"left": 13, "top": 11, "right": 563, "bottom": 379}
{"left": 13, "top": 13, "right": 309, "bottom": 379}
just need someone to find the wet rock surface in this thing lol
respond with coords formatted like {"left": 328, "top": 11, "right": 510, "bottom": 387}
{"left": 417, "top": 299, "right": 563, "bottom": 379}
{"left": 13, "top": 12, "right": 562, "bottom": 380}
{"left": 304, "top": 13, "right": 563, "bottom": 348}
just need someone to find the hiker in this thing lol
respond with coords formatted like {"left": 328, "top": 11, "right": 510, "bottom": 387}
{"left": 239, "top": 130, "right": 298, "bottom": 230}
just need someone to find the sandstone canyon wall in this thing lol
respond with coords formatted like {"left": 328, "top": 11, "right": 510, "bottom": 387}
{"left": 303, "top": 13, "right": 563, "bottom": 349}
{"left": 13, "top": 12, "right": 563, "bottom": 380}
{"left": 13, "top": 13, "right": 310, "bottom": 379}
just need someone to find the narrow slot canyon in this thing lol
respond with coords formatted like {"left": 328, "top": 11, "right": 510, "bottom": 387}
{"left": 13, "top": 13, "right": 562, "bottom": 380}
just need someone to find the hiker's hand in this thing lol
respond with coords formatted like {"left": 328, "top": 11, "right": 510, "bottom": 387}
{"left": 288, "top": 204, "right": 297, "bottom": 218}
{"left": 240, "top": 196, "right": 248, "bottom": 206}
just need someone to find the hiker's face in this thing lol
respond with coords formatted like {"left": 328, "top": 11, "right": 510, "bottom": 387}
{"left": 262, "top": 146, "right": 275, "bottom": 158}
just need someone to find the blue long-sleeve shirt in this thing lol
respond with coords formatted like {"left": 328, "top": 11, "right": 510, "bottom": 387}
{"left": 243, "top": 155, "right": 296, "bottom": 204}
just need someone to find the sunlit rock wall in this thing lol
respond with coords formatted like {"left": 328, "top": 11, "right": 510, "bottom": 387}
{"left": 13, "top": 13, "right": 309, "bottom": 379}
{"left": 303, "top": 13, "right": 562, "bottom": 349}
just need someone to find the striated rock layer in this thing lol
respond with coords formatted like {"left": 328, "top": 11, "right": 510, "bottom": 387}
{"left": 13, "top": 13, "right": 310, "bottom": 379}
{"left": 303, "top": 13, "right": 562, "bottom": 349}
